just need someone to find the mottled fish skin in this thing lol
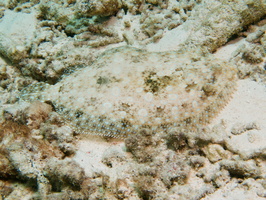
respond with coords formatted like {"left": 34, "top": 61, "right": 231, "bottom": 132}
{"left": 20, "top": 46, "right": 237, "bottom": 137}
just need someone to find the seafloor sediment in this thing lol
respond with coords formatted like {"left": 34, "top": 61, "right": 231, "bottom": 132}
{"left": 0, "top": 0, "right": 266, "bottom": 199}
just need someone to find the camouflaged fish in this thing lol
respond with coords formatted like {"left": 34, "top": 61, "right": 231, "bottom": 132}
{"left": 20, "top": 46, "right": 237, "bottom": 137}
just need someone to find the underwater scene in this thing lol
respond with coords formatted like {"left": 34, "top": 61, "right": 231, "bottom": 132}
{"left": 0, "top": 0, "right": 265, "bottom": 199}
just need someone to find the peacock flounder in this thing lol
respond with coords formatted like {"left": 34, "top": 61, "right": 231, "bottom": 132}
{"left": 20, "top": 46, "right": 237, "bottom": 137}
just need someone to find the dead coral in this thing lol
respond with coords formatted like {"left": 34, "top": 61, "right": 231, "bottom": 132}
{"left": 189, "top": 155, "right": 206, "bottom": 169}
{"left": 132, "top": 151, "right": 191, "bottom": 199}
{"left": 3, "top": 0, "right": 37, "bottom": 10}
{"left": 242, "top": 44, "right": 265, "bottom": 64}
{"left": 140, "top": 12, "right": 171, "bottom": 38}
{"left": 0, "top": 150, "right": 18, "bottom": 179}
{"left": 220, "top": 159, "right": 261, "bottom": 179}
{"left": 3, "top": 101, "right": 53, "bottom": 130}
{"left": 38, "top": 1, "right": 74, "bottom": 26}
{"left": 178, "top": 0, "right": 266, "bottom": 53}
{"left": 44, "top": 158, "right": 85, "bottom": 191}
{"left": 231, "top": 121, "right": 259, "bottom": 135}
{"left": 158, "top": 151, "right": 190, "bottom": 186}
{"left": 0, "top": 109, "right": 86, "bottom": 198}
{"left": 2, "top": 102, "right": 29, "bottom": 125}
{"left": 26, "top": 101, "right": 53, "bottom": 129}
{"left": 0, "top": 181, "right": 14, "bottom": 199}
{"left": 76, "top": 0, "right": 123, "bottom": 17}
{"left": 165, "top": 129, "right": 189, "bottom": 151}
{"left": 134, "top": 176, "right": 169, "bottom": 200}
{"left": 125, "top": 128, "right": 162, "bottom": 162}
{"left": 0, "top": 64, "right": 10, "bottom": 90}
{"left": 202, "top": 144, "right": 232, "bottom": 163}
{"left": 0, "top": 32, "right": 28, "bottom": 64}
{"left": 18, "top": 24, "right": 101, "bottom": 83}
{"left": 41, "top": 125, "right": 76, "bottom": 157}
{"left": 71, "top": 24, "right": 123, "bottom": 47}
{"left": 125, "top": 127, "right": 193, "bottom": 198}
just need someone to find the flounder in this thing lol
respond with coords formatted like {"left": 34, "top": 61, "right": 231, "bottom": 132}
{"left": 20, "top": 46, "right": 237, "bottom": 137}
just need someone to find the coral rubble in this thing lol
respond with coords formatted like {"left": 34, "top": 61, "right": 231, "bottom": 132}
{"left": 0, "top": 0, "right": 266, "bottom": 199}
